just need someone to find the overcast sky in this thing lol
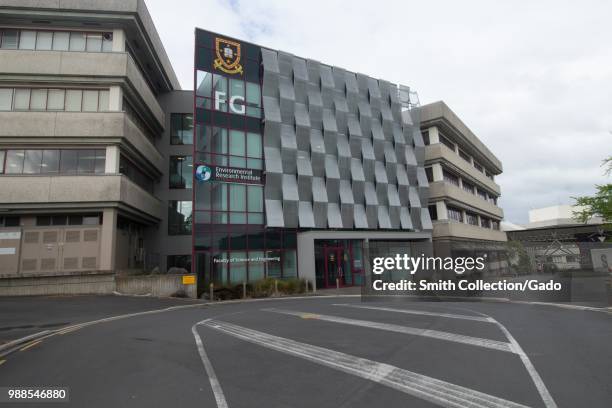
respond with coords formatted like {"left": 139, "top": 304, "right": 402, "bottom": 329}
{"left": 146, "top": 0, "right": 611, "bottom": 224}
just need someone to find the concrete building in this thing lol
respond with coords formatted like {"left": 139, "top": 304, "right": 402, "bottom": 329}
{"left": 417, "top": 101, "right": 507, "bottom": 274}
{"left": 0, "top": 1, "right": 181, "bottom": 289}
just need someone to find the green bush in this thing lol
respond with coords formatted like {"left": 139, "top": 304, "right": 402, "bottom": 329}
{"left": 205, "top": 277, "right": 308, "bottom": 300}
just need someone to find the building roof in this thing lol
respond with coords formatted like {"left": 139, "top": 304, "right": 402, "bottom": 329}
{"left": 417, "top": 101, "right": 502, "bottom": 173}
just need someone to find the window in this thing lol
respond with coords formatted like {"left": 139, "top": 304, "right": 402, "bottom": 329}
{"left": 212, "top": 74, "right": 227, "bottom": 111}
{"left": 86, "top": 33, "right": 102, "bottom": 52}
{"left": 473, "top": 161, "right": 484, "bottom": 173}
{"left": 77, "top": 150, "right": 98, "bottom": 174}
{"left": 98, "top": 90, "right": 109, "bottom": 111}
{"left": 167, "top": 255, "right": 192, "bottom": 272}
{"left": 459, "top": 149, "right": 471, "bottom": 162}
{"left": 82, "top": 90, "right": 98, "bottom": 112}
{"left": 14, "top": 89, "right": 30, "bottom": 110}
{"left": 65, "top": 90, "right": 83, "bottom": 111}
{"left": 229, "top": 130, "right": 246, "bottom": 167}
{"left": 5, "top": 150, "right": 25, "bottom": 173}
{"left": 170, "top": 113, "right": 194, "bottom": 145}
{"left": 2, "top": 149, "right": 105, "bottom": 175}
{"left": 36, "top": 214, "right": 100, "bottom": 226}
{"left": 447, "top": 206, "right": 463, "bottom": 222}
{"left": 119, "top": 155, "right": 154, "bottom": 193}
{"left": 466, "top": 212, "right": 479, "bottom": 226}
{"left": 23, "top": 150, "right": 43, "bottom": 173}
{"left": 0, "top": 29, "right": 113, "bottom": 52}
{"left": 197, "top": 126, "right": 262, "bottom": 170}
{"left": 439, "top": 134, "right": 455, "bottom": 151}
{"left": 421, "top": 130, "right": 430, "bottom": 145}
{"left": 59, "top": 150, "right": 78, "bottom": 174}
{"left": 481, "top": 217, "right": 491, "bottom": 228}
{"left": 443, "top": 169, "right": 460, "bottom": 187}
{"left": 462, "top": 180, "right": 474, "bottom": 194}
{"left": 41, "top": 150, "right": 60, "bottom": 173}
{"left": 0, "top": 88, "right": 110, "bottom": 112}
{"left": 169, "top": 155, "right": 193, "bottom": 189}
{"left": 0, "top": 150, "right": 4, "bottom": 174}
{"left": 492, "top": 220, "right": 500, "bottom": 230}
{"left": 425, "top": 167, "right": 434, "bottom": 183}
{"left": 0, "top": 29, "right": 18, "bottom": 49}
{"left": 0, "top": 88, "right": 12, "bottom": 110}
{"left": 30, "top": 89, "right": 47, "bottom": 110}
{"left": 52, "top": 32, "right": 70, "bottom": 51}
{"left": 196, "top": 70, "right": 262, "bottom": 118}
{"left": 246, "top": 132, "right": 263, "bottom": 169}
{"left": 168, "top": 201, "right": 192, "bottom": 235}
{"left": 0, "top": 216, "right": 20, "bottom": 227}
{"left": 36, "top": 31, "right": 53, "bottom": 50}
{"left": 245, "top": 81, "right": 261, "bottom": 118}
{"left": 69, "top": 32, "right": 86, "bottom": 51}
{"left": 428, "top": 204, "right": 438, "bottom": 221}
{"left": 18, "top": 31, "right": 36, "bottom": 49}
{"left": 195, "top": 181, "right": 264, "bottom": 225}
{"left": 477, "top": 188, "right": 488, "bottom": 201}
{"left": 47, "top": 89, "right": 65, "bottom": 110}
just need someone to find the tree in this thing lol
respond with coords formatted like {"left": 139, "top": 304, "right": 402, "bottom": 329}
{"left": 506, "top": 240, "right": 532, "bottom": 275}
{"left": 572, "top": 156, "right": 612, "bottom": 223}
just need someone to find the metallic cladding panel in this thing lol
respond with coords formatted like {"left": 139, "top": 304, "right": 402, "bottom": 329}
{"left": 261, "top": 50, "right": 431, "bottom": 231}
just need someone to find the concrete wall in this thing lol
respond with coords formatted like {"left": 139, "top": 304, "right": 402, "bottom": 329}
{"left": 432, "top": 221, "right": 507, "bottom": 242}
{"left": 0, "top": 112, "right": 163, "bottom": 173}
{"left": 145, "top": 91, "right": 194, "bottom": 273}
{"left": 0, "top": 50, "right": 164, "bottom": 127}
{"left": 0, "top": 273, "right": 116, "bottom": 296}
{"left": 116, "top": 274, "right": 196, "bottom": 298}
{"left": 419, "top": 101, "right": 502, "bottom": 173}
{"left": 0, "top": 175, "right": 162, "bottom": 220}
{"left": 425, "top": 143, "right": 501, "bottom": 195}
{"left": 0, "top": 273, "right": 197, "bottom": 298}
{"left": 428, "top": 181, "right": 504, "bottom": 219}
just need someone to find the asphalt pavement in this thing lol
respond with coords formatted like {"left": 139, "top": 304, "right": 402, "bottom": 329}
{"left": 0, "top": 295, "right": 611, "bottom": 407}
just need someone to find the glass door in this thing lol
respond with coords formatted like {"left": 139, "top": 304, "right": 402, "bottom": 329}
{"left": 324, "top": 246, "right": 344, "bottom": 288}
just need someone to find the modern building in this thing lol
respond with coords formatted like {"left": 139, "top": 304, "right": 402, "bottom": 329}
{"left": 190, "top": 29, "right": 432, "bottom": 290}
{"left": 417, "top": 101, "right": 507, "bottom": 274}
{"left": 0, "top": 1, "right": 181, "bottom": 288}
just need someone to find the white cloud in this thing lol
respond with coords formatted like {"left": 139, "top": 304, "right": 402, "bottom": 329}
{"left": 146, "top": 0, "right": 612, "bottom": 223}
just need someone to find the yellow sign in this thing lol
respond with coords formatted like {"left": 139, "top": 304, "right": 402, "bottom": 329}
{"left": 214, "top": 37, "right": 243, "bottom": 75}
{"left": 182, "top": 275, "right": 196, "bottom": 285}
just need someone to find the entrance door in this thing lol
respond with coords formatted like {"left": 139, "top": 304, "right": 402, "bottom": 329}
{"left": 324, "top": 246, "right": 349, "bottom": 288}
{"left": 316, "top": 240, "right": 364, "bottom": 289}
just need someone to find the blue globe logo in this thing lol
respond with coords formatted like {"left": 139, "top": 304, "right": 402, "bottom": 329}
{"left": 195, "top": 165, "right": 212, "bottom": 182}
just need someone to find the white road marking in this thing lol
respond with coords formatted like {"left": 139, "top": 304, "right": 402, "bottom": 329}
{"left": 192, "top": 320, "right": 229, "bottom": 408}
{"left": 333, "top": 303, "right": 495, "bottom": 323}
{"left": 202, "top": 319, "right": 530, "bottom": 408}
{"left": 497, "top": 323, "right": 557, "bottom": 408}
{"left": 263, "top": 308, "right": 514, "bottom": 353}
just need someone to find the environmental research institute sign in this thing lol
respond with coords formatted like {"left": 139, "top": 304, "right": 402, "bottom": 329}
{"left": 195, "top": 164, "right": 264, "bottom": 185}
